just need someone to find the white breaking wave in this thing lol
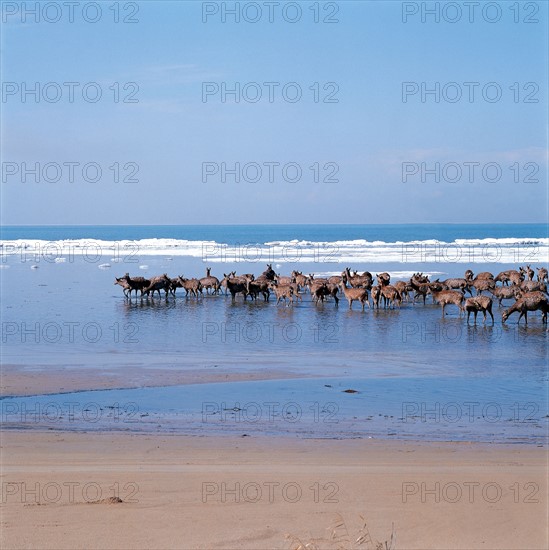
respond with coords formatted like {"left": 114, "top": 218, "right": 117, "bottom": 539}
{"left": 0, "top": 237, "right": 547, "bottom": 264}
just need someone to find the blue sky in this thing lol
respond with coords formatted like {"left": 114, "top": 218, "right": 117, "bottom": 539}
{"left": 1, "top": 0, "right": 548, "bottom": 225}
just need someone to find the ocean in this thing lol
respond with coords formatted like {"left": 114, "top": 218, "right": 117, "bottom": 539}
{"left": 1, "top": 224, "right": 547, "bottom": 444}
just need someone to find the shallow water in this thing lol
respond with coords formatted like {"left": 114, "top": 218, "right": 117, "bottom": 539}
{"left": 1, "top": 377, "right": 547, "bottom": 444}
{"left": 1, "top": 225, "right": 547, "bottom": 444}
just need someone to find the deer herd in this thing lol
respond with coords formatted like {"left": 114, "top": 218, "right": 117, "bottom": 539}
{"left": 115, "top": 264, "right": 549, "bottom": 325}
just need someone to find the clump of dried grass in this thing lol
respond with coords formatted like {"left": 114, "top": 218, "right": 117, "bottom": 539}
{"left": 286, "top": 513, "right": 396, "bottom": 550}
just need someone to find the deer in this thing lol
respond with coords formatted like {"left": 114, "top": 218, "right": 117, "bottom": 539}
{"left": 520, "top": 280, "right": 547, "bottom": 294}
{"left": 376, "top": 272, "right": 391, "bottom": 287}
{"left": 221, "top": 274, "right": 248, "bottom": 302}
{"left": 495, "top": 270, "right": 523, "bottom": 286}
{"left": 489, "top": 285, "right": 522, "bottom": 307}
{"left": 343, "top": 268, "right": 373, "bottom": 289}
{"left": 519, "top": 265, "right": 535, "bottom": 281}
{"left": 429, "top": 289, "right": 465, "bottom": 317}
{"left": 220, "top": 271, "right": 236, "bottom": 295}
{"left": 470, "top": 278, "right": 495, "bottom": 296}
{"left": 441, "top": 277, "right": 472, "bottom": 295}
{"left": 116, "top": 273, "right": 150, "bottom": 297}
{"left": 168, "top": 276, "right": 183, "bottom": 296}
{"left": 268, "top": 282, "right": 295, "bottom": 306}
{"left": 465, "top": 296, "right": 494, "bottom": 325}
{"left": 310, "top": 281, "right": 339, "bottom": 306}
{"left": 393, "top": 281, "right": 409, "bottom": 302}
{"left": 291, "top": 270, "right": 309, "bottom": 291}
{"left": 199, "top": 267, "right": 221, "bottom": 294}
{"left": 502, "top": 291, "right": 549, "bottom": 325}
{"left": 380, "top": 285, "right": 401, "bottom": 309}
{"left": 261, "top": 264, "right": 276, "bottom": 280}
{"left": 338, "top": 281, "right": 369, "bottom": 311}
{"left": 465, "top": 270, "right": 494, "bottom": 282}
{"left": 328, "top": 274, "right": 344, "bottom": 285}
{"left": 114, "top": 277, "right": 131, "bottom": 297}
{"left": 275, "top": 274, "right": 296, "bottom": 286}
{"left": 370, "top": 286, "right": 382, "bottom": 309}
{"left": 143, "top": 274, "right": 172, "bottom": 298}
{"left": 246, "top": 279, "right": 270, "bottom": 302}
{"left": 410, "top": 274, "right": 431, "bottom": 305}
{"left": 177, "top": 276, "right": 202, "bottom": 298}
{"left": 536, "top": 267, "right": 548, "bottom": 283}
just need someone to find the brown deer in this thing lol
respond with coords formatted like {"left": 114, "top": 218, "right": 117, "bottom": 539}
{"left": 310, "top": 281, "right": 339, "bottom": 306}
{"left": 471, "top": 278, "right": 495, "bottom": 296}
{"left": 441, "top": 277, "right": 472, "bottom": 295}
{"left": 116, "top": 273, "right": 150, "bottom": 297}
{"left": 114, "top": 277, "right": 131, "bottom": 297}
{"left": 268, "top": 282, "right": 295, "bottom": 306}
{"left": 376, "top": 272, "right": 391, "bottom": 287}
{"left": 502, "top": 292, "right": 549, "bottom": 324}
{"left": 370, "top": 286, "right": 382, "bottom": 309}
{"left": 338, "top": 281, "right": 369, "bottom": 311}
{"left": 380, "top": 285, "right": 401, "bottom": 309}
{"left": 200, "top": 267, "right": 221, "bottom": 294}
{"left": 176, "top": 276, "right": 202, "bottom": 298}
{"left": 495, "top": 270, "right": 523, "bottom": 286}
{"left": 430, "top": 289, "right": 465, "bottom": 317}
{"left": 520, "top": 280, "right": 547, "bottom": 294}
{"left": 410, "top": 274, "right": 431, "bottom": 305}
{"left": 169, "top": 276, "right": 183, "bottom": 296}
{"left": 465, "top": 296, "right": 494, "bottom": 325}
{"left": 536, "top": 267, "right": 548, "bottom": 283}
{"left": 143, "top": 274, "right": 172, "bottom": 298}
{"left": 489, "top": 285, "right": 522, "bottom": 307}
{"left": 291, "top": 270, "right": 309, "bottom": 290}
{"left": 475, "top": 272, "right": 494, "bottom": 281}
{"left": 343, "top": 268, "right": 373, "bottom": 289}
{"left": 519, "top": 265, "right": 535, "bottom": 281}
{"left": 393, "top": 281, "right": 409, "bottom": 302}
{"left": 275, "top": 274, "right": 295, "bottom": 286}
{"left": 246, "top": 279, "right": 270, "bottom": 302}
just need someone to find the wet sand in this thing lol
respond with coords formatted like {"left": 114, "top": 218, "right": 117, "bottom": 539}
{"left": 0, "top": 363, "right": 302, "bottom": 397}
{"left": 1, "top": 431, "right": 547, "bottom": 550}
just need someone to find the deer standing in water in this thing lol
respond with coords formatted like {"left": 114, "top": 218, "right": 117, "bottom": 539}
{"left": 200, "top": 268, "right": 221, "bottom": 294}
{"left": 465, "top": 296, "right": 494, "bottom": 325}
{"left": 115, "top": 273, "right": 150, "bottom": 297}
{"left": 338, "top": 281, "right": 369, "bottom": 311}
{"left": 143, "top": 274, "right": 172, "bottom": 298}
{"left": 489, "top": 285, "right": 522, "bottom": 307}
{"left": 430, "top": 289, "right": 465, "bottom": 318}
{"left": 502, "top": 292, "right": 549, "bottom": 325}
